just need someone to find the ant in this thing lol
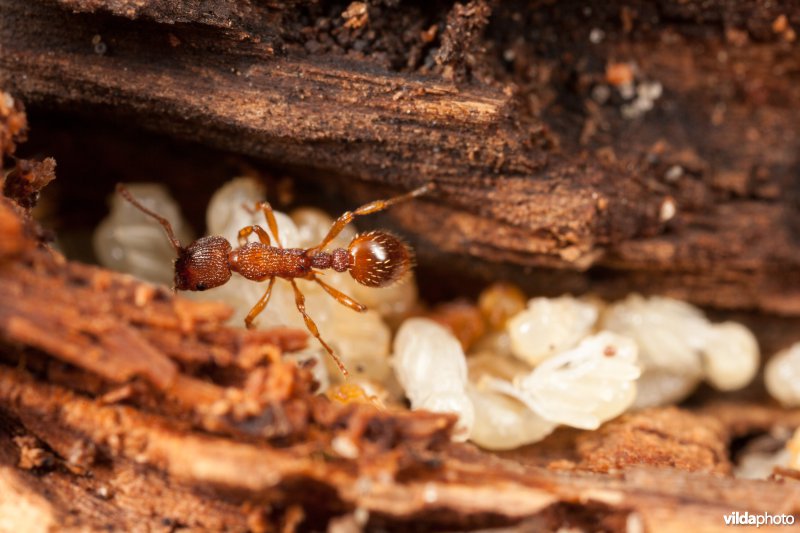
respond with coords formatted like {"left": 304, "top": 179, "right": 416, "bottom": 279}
{"left": 116, "top": 182, "right": 433, "bottom": 376}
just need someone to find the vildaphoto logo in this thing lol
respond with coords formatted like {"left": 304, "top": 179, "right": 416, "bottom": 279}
{"left": 723, "top": 511, "right": 795, "bottom": 527}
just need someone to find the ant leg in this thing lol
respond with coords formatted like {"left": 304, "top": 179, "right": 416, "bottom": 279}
{"left": 289, "top": 279, "right": 349, "bottom": 377}
{"left": 242, "top": 201, "right": 283, "bottom": 247}
{"left": 244, "top": 277, "right": 276, "bottom": 329}
{"left": 308, "top": 183, "right": 433, "bottom": 254}
{"left": 311, "top": 273, "right": 367, "bottom": 313}
{"left": 254, "top": 201, "right": 283, "bottom": 248}
{"left": 237, "top": 225, "right": 271, "bottom": 247}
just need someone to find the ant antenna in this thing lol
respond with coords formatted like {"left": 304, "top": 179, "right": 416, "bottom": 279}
{"left": 116, "top": 184, "right": 184, "bottom": 252}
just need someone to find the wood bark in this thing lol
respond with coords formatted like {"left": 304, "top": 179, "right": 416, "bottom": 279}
{"left": 2, "top": 0, "right": 800, "bottom": 313}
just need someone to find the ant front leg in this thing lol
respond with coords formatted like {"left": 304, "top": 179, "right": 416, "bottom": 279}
{"left": 237, "top": 225, "right": 271, "bottom": 247}
{"left": 308, "top": 184, "right": 433, "bottom": 254}
{"left": 244, "top": 277, "right": 276, "bottom": 329}
{"left": 289, "top": 279, "right": 349, "bottom": 376}
{"left": 310, "top": 273, "right": 367, "bottom": 313}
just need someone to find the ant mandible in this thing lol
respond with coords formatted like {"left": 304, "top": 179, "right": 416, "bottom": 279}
{"left": 116, "top": 182, "right": 433, "bottom": 376}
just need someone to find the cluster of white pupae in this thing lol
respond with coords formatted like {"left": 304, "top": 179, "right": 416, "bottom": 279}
{"left": 95, "top": 179, "right": 764, "bottom": 452}
{"left": 392, "top": 302, "right": 641, "bottom": 449}
{"left": 392, "top": 292, "right": 762, "bottom": 450}
{"left": 600, "top": 294, "right": 760, "bottom": 407}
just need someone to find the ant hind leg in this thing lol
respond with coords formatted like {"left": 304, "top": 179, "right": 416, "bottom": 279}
{"left": 308, "top": 184, "right": 433, "bottom": 254}
{"left": 289, "top": 279, "right": 349, "bottom": 376}
{"left": 311, "top": 273, "right": 367, "bottom": 313}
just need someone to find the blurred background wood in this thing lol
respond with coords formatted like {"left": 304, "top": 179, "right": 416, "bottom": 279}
{"left": 1, "top": 0, "right": 799, "bottom": 314}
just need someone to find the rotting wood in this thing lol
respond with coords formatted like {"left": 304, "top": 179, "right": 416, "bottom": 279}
{"left": 0, "top": 413, "right": 251, "bottom": 532}
{"left": 3, "top": 367, "right": 800, "bottom": 531}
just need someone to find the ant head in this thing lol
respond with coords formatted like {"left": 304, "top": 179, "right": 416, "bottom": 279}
{"left": 174, "top": 236, "right": 232, "bottom": 291}
{"left": 347, "top": 230, "right": 413, "bottom": 287}
{"left": 116, "top": 184, "right": 232, "bottom": 292}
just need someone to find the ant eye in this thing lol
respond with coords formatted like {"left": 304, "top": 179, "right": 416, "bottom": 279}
{"left": 196, "top": 282, "right": 207, "bottom": 291}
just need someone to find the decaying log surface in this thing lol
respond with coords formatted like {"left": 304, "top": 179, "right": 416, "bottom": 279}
{"left": 2, "top": 0, "right": 800, "bottom": 313}
{"left": 5, "top": 362, "right": 800, "bottom": 532}
{"left": 1, "top": 99, "right": 800, "bottom": 532}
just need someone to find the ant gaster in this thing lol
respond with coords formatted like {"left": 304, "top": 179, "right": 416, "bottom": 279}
{"left": 116, "top": 183, "right": 433, "bottom": 376}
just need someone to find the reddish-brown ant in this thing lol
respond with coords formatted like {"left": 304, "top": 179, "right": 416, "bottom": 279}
{"left": 116, "top": 183, "right": 433, "bottom": 376}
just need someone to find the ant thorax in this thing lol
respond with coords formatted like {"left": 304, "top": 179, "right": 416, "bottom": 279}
{"left": 229, "top": 244, "right": 312, "bottom": 281}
